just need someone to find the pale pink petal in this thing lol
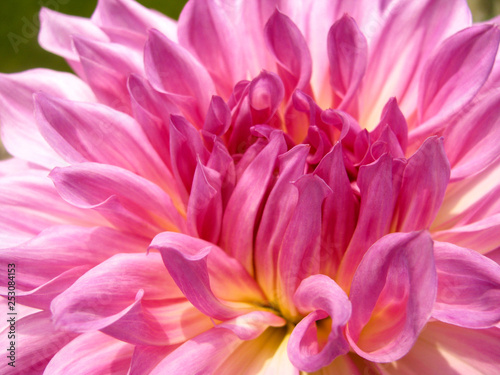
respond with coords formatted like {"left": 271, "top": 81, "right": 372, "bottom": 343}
{"left": 255, "top": 145, "right": 309, "bottom": 301}
{"left": 220, "top": 131, "right": 286, "bottom": 275}
{"left": 411, "top": 24, "right": 500, "bottom": 143}
{"left": 72, "top": 36, "right": 143, "bottom": 112}
{"left": 215, "top": 326, "right": 297, "bottom": 375}
{"left": 144, "top": 29, "right": 216, "bottom": 126}
{"left": 38, "top": 8, "right": 110, "bottom": 76}
{"left": 378, "top": 322, "right": 500, "bottom": 375}
{"left": 347, "top": 231, "right": 437, "bottom": 362}
{"left": 0, "top": 158, "right": 32, "bottom": 178}
{"left": 149, "top": 232, "right": 265, "bottom": 320}
{"left": 50, "top": 163, "right": 185, "bottom": 237}
{"left": 34, "top": 92, "right": 175, "bottom": 192}
{"left": 91, "top": 0, "right": 178, "bottom": 43}
{"left": 0, "top": 69, "right": 95, "bottom": 168}
{"left": 432, "top": 241, "right": 500, "bottom": 328}
{"left": 265, "top": 9, "right": 312, "bottom": 99}
{"left": 433, "top": 214, "right": 500, "bottom": 254}
{"left": 178, "top": 0, "right": 247, "bottom": 97}
{"left": 0, "top": 311, "right": 77, "bottom": 374}
{"left": 276, "top": 175, "right": 332, "bottom": 319}
{"left": 444, "top": 90, "right": 500, "bottom": 181}
{"left": 44, "top": 331, "right": 134, "bottom": 374}
{"left": 395, "top": 136, "right": 450, "bottom": 232}
{"left": 315, "top": 143, "right": 359, "bottom": 277}
{"left": 327, "top": 14, "right": 367, "bottom": 118}
{"left": 0, "top": 225, "right": 145, "bottom": 309}
{"left": 360, "top": 0, "right": 472, "bottom": 130}
{"left": 0, "top": 170, "right": 105, "bottom": 247}
{"left": 149, "top": 311, "right": 285, "bottom": 375}
{"left": 288, "top": 275, "right": 351, "bottom": 372}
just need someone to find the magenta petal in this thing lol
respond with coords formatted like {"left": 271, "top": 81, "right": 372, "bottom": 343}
{"left": 186, "top": 160, "right": 223, "bottom": 243}
{"left": 315, "top": 143, "right": 359, "bottom": 277}
{"left": 255, "top": 144, "right": 309, "bottom": 300}
{"left": 203, "top": 95, "right": 231, "bottom": 136}
{"left": 220, "top": 131, "right": 287, "bottom": 275}
{"left": 418, "top": 24, "right": 500, "bottom": 125}
{"left": 149, "top": 232, "right": 265, "bottom": 320}
{"left": 347, "top": 231, "right": 437, "bottom": 362}
{"left": 265, "top": 9, "right": 312, "bottom": 98}
{"left": 277, "top": 174, "right": 332, "bottom": 319}
{"left": 144, "top": 29, "right": 215, "bottom": 126}
{"left": 432, "top": 241, "right": 500, "bottom": 328}
{"left": 327, "top": 14, "right": 367, "bottom": 117}
{"left": 396, "top": 137, "right": 450, "bottom": 232}
{"left": 50, "top": 163, "right": 185, "bottom": 236}
{"left": 249, "top": 70, "right": 285, "bottom": 124}
{"left": 370, "top": 97, "right": 408, "bottom": 153}
{"left": 288, "top": 275, "right": 351, "bottom": 372}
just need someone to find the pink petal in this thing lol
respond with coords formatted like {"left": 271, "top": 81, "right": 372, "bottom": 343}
{"left": 347, "top": 231, "right": 437, "bottom": 362}
{"left": 203, "top": 95, "right": 231, "bottom": 136}
{"left": 144, "top": 29, "right": 215, "bottom": 126}
{"left": 337, "top": 154, "right": 396, "bottom": 290}
{"left": 327, "top": 14, "right": 367, "bottom": 117}
{"left": 413, "top": 24, "right": 500, "bottom": 140}
{"left": 127, "top": 73, "right": 180, "bottom": 168}
{"left": 149, "top": 232, "right": 266, "bottom": 320}
{"left": 169, "top": 115, "right": 209, "bottom": 199}
{"left": 186, "top": 160, "right": 223, "bottom": 243}
{"left": 49, "top": 163, "right": 185, "bottom": 237}
{"left": 149, "top": 311, "right": 285, "bottom": 375}
{"left": 0, "top": 225, "right": 146, "bottom": 309}
{"left": 34, "top": 92, "right": 175, "bottom": 193}
{"left": 0, "top": 170, "right": 105, "bottom": 247}
{"left": 395, "top": 136, "right": 450, "bottom": 232}
{"left": 288, "top": 275, "right": 351, "bottom": 372}
{"left": 0, "top": 311, "right": 77, "bottom": 374}
{"left": 220, "top": 131, "right": 286, "bottom": 275}
{"left": 0, "top": 69, "right": 95, "bottom": 168}
{"left": 276, "top": 174, "right": 332, "bottom": 319}
{"left": 265, "top": 9, "right": 312, "bottom": 99}
{"left": 38, "top": 8, "right": 110, "bottom": 76}
{"left": 44, "top": 331, "right": 134, "bottom": 374}
{"left": 91, "top": 0, "right": 178, "bottom": 43}
{"left": 249, "top": 70, "right": 285, "bottom": 125}
{"left": 370, "top": 97, "right": 408, "bottom": 154}
{"left": 315, "top": 143, "right": 359, "bottom": 277}
{"left": 129, "top": 345, "right": 180, "bottom": 375}
{"left": 50, "top": 253, "right": 204, "bottom": 346}
{"left": 178, "top": 0, "right": 247, "bottom": 97}
{"left": 255, "top": 145, "right": 309, "bottom": 301}
{"left": 432, "top": 241, "right": 500, "bottom": 328}
{"left": 72, "top": 36, "right": 143, "bottom": 113}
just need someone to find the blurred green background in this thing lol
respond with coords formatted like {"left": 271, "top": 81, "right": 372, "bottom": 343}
{"left": 0, "top": 0, "right": 499, "bottom": 159}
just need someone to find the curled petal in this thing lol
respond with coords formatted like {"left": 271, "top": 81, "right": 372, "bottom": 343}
{"left": 288, "top": 275, "right": 351, "bottom": 372}
{"left": 347, "top": 231, "right": 437, "bottom": 362}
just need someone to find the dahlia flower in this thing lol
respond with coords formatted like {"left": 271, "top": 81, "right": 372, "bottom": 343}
{"left": 1, "top": 0, "right": 500, "bottom": 373}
